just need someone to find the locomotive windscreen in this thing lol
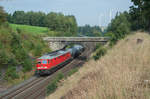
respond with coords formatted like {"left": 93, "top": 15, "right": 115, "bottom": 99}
{"left": 42, "top": 60, "right": 47, "bottom": 64}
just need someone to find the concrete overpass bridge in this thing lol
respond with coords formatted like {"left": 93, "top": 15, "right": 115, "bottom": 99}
{"left": 43, "top": 37, "right": 109, "bottom": 42}
{"left": 43, "top": 37, "right": 109, "bottom": 50}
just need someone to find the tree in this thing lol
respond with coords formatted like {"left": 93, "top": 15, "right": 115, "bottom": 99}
{"left": 0, "top": 6, "right": 6, "bottom": 25}
{"left": 131, "top": 0, "right": 150, "bottom": 32}
{"left": 107, "top": 12, "right": 131, "bottom": 44}
{"left": 78, "top": 25, "right": 102, "bottom": 37}
{"left": 12, "top": 11, "right": 26, "bottom": 24}
{"left": 8, "top": 11, "right": 78, "bottom": 36}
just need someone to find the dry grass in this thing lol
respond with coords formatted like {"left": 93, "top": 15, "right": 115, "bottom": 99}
{"left": 47, "top": 32, "right": 150, "bottom": 99}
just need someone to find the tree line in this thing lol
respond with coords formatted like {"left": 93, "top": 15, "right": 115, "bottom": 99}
{"left": 106, "top": 0, "right": 150, "bottom": 46}
{"left": 78, "top": 25, "right": 102, "bottom": 37}
{"left": 7, "top": 11, "right": 78, "bottom": 35}
{"left": 130, "top": 0, "right": 150, "bottom": 32}
{"left": 0, "top": 6, "right": 7, "bottom": 25}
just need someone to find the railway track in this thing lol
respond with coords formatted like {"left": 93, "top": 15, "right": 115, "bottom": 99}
{"left": 0, "top": 42, "right": 95, "bottom": 99}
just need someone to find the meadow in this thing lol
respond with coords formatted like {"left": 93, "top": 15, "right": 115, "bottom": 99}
{"left": 10, "top": 24, "right": 49, "bottom": 35}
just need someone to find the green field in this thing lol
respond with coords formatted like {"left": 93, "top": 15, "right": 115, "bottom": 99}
{"left": 10, "top": 24, "right": 49, "bottom": 35}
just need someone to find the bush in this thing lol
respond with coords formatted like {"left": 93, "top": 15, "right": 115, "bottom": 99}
{"left": 106, "top": 12, "right": 131, "bottom": 47}
{"left": 47, "top": 81, "right": 57, "bottom": 94}
{"left": 0, "top": 50, "right": 11, "bottom": 66}
{"left": 93, "top": 46, "right": 107, "bottom": 60}
{"left": 8, "top": 58, "right": 18, "bottom": 66}
{"left": 33, "top": 44, "right": 43, "bottom": 56}
{"left": 47, "top": 73, "right": 64, "bottom": 95}
{"left": 5, "top": 67, "right": 19, "bottom": 81}
{"left": 22, "top": 58, "right": 33, "bottom": 72}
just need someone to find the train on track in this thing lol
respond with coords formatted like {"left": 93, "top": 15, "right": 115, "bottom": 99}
{"left": 36, "top": 44, "right": 84, "bottom": 75}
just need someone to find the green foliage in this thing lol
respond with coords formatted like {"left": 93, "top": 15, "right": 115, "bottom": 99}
{"left": 0, "top": 50, "right": 11, "bottom": 66}
{"left": 0, "top": 6, "right": 6, "bottom": 25}
{"left": 0, "top": 8, "right": 52, "bottom": 82}
{"left": 7, "top": 11, "right": 78, "bottom": 36}
{"left": 22, "top": 58, "right": 33, "bottom": 72}
{"left": 78, "top": 25, "right": 102, "bottom": 37}
{"left": 93, "top": 45, "right": 107, "bottom": 60}
{"left": 44, "top": 13, "right": 78, "bottom": 36}
{"left": 106, "top": 12, "right": 131, "bottom": 46}
{"left": 68, "top": 68, "right": 78, "bottom": 76}
{"left": 47, "top": 73, "right": 64, "bottom": 95}
{"left": 47, "top": 80, "right": 58, "bottom": 94}
{"left": 0, "top": 24, "right": 51, "bottom": 81}
{"left": 130, "top": 0, "right": 150, "bottom": 32}
{"left": 95, "top": 43, "right": 103, "bottom": 50}
{"left": 33, "top": 44, "right": 42, "bottom": 56}
{"left": 5, "top": 67, "right": 19, "bottom": 81}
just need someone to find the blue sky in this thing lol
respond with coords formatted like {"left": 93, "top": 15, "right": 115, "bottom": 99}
{"left": 0, "top": 0, "right": 132, "bottom": 26}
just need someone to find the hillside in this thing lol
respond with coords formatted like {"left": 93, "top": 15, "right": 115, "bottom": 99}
{"left": 47, "top": 32, "right": 150, "bottom": 99}
{"left": 9, "top": 24, "right": 75, "bottom": 37}
{"left": 0, "top": 24, "right": 51, "bottom": 85}
{"left": 10, "top": 24, "right": 49, "bottom": 36}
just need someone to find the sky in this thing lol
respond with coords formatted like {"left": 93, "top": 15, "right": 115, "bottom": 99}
{"left": 0, "top": 0, "right": 133, "bottom": 26}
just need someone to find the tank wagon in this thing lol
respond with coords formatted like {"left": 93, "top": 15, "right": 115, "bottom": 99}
{"left": 36, "top": 44, "right": 84, "bottom": 75}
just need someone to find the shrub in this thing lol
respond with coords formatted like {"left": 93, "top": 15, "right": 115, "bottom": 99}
{"left": 47, "top": 81, "right": 58, "bottom": 94}
{"left": 106, "top": 12, "right": 131, "bottom": 47}
{"left": 22, "top": 58, "right": 33, "bottom": 72}
{"left": 33, "top": 44, "right": 42, "bottom": 56}
{"left": 47, "top": 73, "right": 64, "bottom": 95}
{"left": 8, "top": 58, "right": 18, "bottom": 66}
{"left": 93, "top": 46, "right": 107, "bottom": 60}
{"left": 5, "top": 67, "right": 19, "bottom": 81}
{"left": 0, "top": 50, "right": 10, "bottom": 66}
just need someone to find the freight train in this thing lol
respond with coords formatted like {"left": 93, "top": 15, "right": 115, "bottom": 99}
{"left": 36, "top": 44, "right": 84, "bottom": 75}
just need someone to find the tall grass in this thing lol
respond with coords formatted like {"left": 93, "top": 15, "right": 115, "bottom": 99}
{"left": 47, "top": 32, "right": 150, "bottom": 99}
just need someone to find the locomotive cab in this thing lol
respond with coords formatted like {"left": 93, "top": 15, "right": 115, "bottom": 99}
{"left": 36, "top": 59, "right": 48, "bottom": 70}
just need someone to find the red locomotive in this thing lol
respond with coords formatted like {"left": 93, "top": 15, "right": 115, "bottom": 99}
{"left": 36, "top": 45, "right": 84, "bottom": 75}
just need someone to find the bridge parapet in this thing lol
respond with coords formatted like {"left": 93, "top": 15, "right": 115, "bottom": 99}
{"left": 43, "top": 37, "right": 109, "bottom": 42}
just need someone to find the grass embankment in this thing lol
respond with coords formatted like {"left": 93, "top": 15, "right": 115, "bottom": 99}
{"left": 0, "top": 24, "right": 51, "bottom": 85}
{"left": 47, "top": 32, "right": 150, "bottom": 99}
{"left": 10, "top": 24, "right": 68, "bottom": 37}
{"left": 10, "top": 24, "right": 49, "bottom": 36}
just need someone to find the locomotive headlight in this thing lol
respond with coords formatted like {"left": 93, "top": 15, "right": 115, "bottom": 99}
{"left": 38, "top": 67, "right": 41, "bottom": 69}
